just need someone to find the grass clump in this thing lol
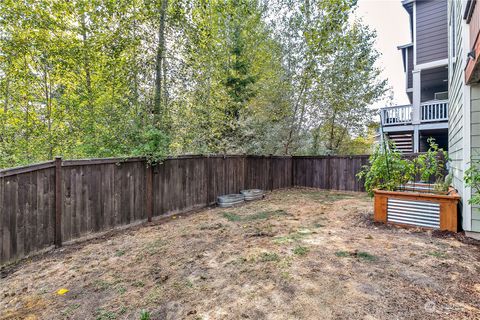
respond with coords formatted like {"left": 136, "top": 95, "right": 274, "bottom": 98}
{"left": 259, "top": 252, "right": 280, "bottom": 262}
{"left": 335, "top": 250, "right": 377, "bottom": 261}
{"left": 293, "top": 246, "right": 309, "bottom": 256}
{"left": 222, "top": 212, "right": 243, "bottom": 222}
{"left": 306, "top": 191, "right": 354, "bottom": 202}
{"left": 93, "top": 280, "right": 112, "bottom": 291}
{"left": 335, "top": 251, "right": 350, "bottom": 257}
{"left": 273, "top": 229, "right": 312, "bottom": 244}
{"left": 132, "top": 280, "right": 145, "bottom": 288}
{"left": 115, "top": 249, "right": 126, "bottom": 257}
{"left": 140, "top": 310, "right": 151, "bottom": 320}
{"left": 356, "top": 251, "right": 377, "bottom": 261}
{"left": 145, "top": 238, "right": 167, "bottom": 255}
{"left": 61, "top": 303, "right": 81, "bottom": 317}
{"left": 427, "top": 251, "right": 447, "bottom": 259}
{"left": 95, "top": 309, "right": 117, "bottom": 320}
{"left": 222, "top": 209, "right": 288, "bottom": 222}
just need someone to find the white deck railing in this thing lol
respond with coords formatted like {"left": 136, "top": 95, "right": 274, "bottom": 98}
{"left": 381, "top": 105, "right": 412, "bottom": 125}
{"left": 380, "top": 100, "right": 448, "bottom": 126}
{"left": 421, "top": 100, "right": 448, "bottom": 122}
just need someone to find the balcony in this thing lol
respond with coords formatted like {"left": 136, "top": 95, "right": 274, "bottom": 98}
{"left": 381, "top": 105, "right": 412, "bottom": 126}
{"left": 381, "top": 100, "right": 448, "bottom": 126}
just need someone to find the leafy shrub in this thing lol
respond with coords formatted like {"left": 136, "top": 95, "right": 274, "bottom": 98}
{"left": 133, "top": 125, "right": 170, "bottom": 165}
{"left": 415, "top": 137, "right": 448, "bottom": 186}
{"left": 358, "top": 138, "right": 449, "bottom": 196}
{"left": 357, "top": 140, "right": 414, "bottom": 196}
{"left": 465, "top": 160, "right": 480, "bottom": 205}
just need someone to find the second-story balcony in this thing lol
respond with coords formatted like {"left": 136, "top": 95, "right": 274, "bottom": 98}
{"left": 380, "top": 100, "right": 448, "bottom": 127}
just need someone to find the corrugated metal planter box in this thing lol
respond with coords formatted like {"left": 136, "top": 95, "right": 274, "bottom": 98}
{"left": 373, "top": 187, "right": 461, "bottom": 232}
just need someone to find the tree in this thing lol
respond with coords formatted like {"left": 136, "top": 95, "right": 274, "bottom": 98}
{"left": 0, "top": 0, "right": 388, "bottom": 168}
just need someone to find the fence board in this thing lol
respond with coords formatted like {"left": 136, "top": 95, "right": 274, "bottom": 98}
{"left": 0, "top": 167, "right": 56, "bottom": 264}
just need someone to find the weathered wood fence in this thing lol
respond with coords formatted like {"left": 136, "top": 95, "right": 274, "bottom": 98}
{"left": 0, "top": 154, "right": 369, "bottom": 265}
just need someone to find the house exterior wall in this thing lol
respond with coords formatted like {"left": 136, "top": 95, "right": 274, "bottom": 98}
{"left": 471, "top": 87, "right": 480, "bottom": 230}
{"left": 448, "top": 0, "right": 466, "bottom": 228}
{"left": 448, "top": 0, "right": 475, "bottom": 232}
{"left": 416, "top": 0, "right": 448, "bottom": 64}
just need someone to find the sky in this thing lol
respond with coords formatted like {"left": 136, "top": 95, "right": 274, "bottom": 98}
{"left": 355, "top": 0, "right": 411, "bottom": 107}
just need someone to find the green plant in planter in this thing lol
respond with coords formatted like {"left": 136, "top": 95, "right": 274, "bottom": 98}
{"left": 358, "top": 138, "right": 450, "bottom": 196}
{"left": 415, "top": 138, "right": 448, "bottom": 187}
{"left": 434, "top": 172, "right": 453, "bottom": 193}
{"left": 357, "top": 140, "right": 415, "bottom": 196}
{"left": 465, "top": 160, "right": 480, "bottom": 205}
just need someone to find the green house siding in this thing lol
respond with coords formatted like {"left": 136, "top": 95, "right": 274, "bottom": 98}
{"left": 448, "top": 0, "right": 477, "bottom": 232}
{"left": 471, "top": 90, "right": 480, "bottom": 230}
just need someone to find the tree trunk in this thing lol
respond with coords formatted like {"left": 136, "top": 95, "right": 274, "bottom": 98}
{"left": 80, "top": 13, "right": 93, "bottom": 112}
{"left": 43, "top": 65, "right": 53, "bottom": 159}
{"left": 153, "top": 0, "right": 168, "bottom": 126}
{"left": 4, "top": 74, "right": 9, "bottom": 113}
{"left": 327, "top": 109, "right": 337, "bottom": 153}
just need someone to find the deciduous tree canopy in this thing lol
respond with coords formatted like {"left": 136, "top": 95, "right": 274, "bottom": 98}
{"left": 0, "top": 0, "right": 387, "bottom": 168}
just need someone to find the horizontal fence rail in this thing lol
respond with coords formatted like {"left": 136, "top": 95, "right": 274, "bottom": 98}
{"left": 0, "top": 154, "right": 369, "bottom": 265}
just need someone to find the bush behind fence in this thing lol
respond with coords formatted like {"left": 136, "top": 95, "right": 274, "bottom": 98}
{"left": 0, "top": 154, "right": 368, "bottom": 265}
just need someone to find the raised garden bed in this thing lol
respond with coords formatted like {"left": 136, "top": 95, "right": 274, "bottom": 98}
{"left": 373, "top": 187, "right": 460, "bottom": 231}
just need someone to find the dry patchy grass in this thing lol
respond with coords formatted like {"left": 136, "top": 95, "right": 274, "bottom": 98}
{"left": 1, "top": 189, "right": 480, "bottom": 320}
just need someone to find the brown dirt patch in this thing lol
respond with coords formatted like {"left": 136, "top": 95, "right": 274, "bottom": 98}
{"left": 1, "top": 188, "right": 480, "bottom": 319}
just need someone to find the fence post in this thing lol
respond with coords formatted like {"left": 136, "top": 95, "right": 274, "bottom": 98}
{"left": 326, "top": 155, "right": 331, "bottom": 190}
{"left": 223, "top": 154, "right": 227, "bottom": 194}
{"left": 146, "top": 163, "right": 153, "bottom": 222}
{"left": 206, "top": 155, "right": 211, "bottom": 206}
{"left": 243, "top": 155, "right": 248, "bottom": 190}
{"left": 290, "top": 156, "right": 294, "bottom": 188}
{"left": 54, "top": 156, "right": 62, "bottom": 248}
{"left": 269, "top": 155, "right": 274, "bottom": 191}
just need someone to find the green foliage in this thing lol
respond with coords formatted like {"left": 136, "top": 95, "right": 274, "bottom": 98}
{"left": 415, "top": 138, "right": 448, "bottom": 185}
{"left": 356, "top": 251, "right": 377, "bottom": 262}
{"left": 259, "top": 252, "right": 280, "bottom": 262}
{"left": 465, "top": 160, "right": 480, "bottom": 205}
{"left": 222, "top": 212, "right": 243, "bottom": 222}
{"left": 427, "top": 251, "right": 448, "bottom": 259}
{"left": 358, "top": 138, "right": 449, "bottom": 196}
{"left": 435, "top": 172, "right": 453, "bottom": 193}
{"left": 0, "top": 0, "right": 388, "bottom": 168}
{"left": 222, "top": 209, "right": 288, "bottom": 222}
{"left": 139, "top": 310, "right": 151, "bottom": 320}
{"left": 334, "top": 250, "right": 376, "bottom": 261}
{"left": 132, "top": 126, "right": 170, "bottom": 165}
{"left": 293, "top": 246, "right": 309, "bottom": 256}
{"left": 357, "top": 141, "right": 414, "bottom": 196}
{"left": 335, "top": 251, "right": 350, "bottom": 257}
{"left": 96, "top": 309, "right": 117, "bottom": 320}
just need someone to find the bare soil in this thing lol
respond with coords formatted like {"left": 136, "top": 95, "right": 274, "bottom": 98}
{"left": 1, "top": 188, "right": 480, "bottom": 320}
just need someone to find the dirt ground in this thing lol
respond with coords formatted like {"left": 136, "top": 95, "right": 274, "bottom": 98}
{"left": 1, "top": 188, "right": 480, "bottom": 320}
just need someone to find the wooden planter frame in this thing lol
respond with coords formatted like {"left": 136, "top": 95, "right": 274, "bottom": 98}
{"left": 373, "top": 188, "right": 461, "bottom": 232}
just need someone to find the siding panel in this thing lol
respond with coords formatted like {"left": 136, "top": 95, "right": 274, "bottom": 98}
{"left": 416, "top": 0, "right": 448, "bottom": 64}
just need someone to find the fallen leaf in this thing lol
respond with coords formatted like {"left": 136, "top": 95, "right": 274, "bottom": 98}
{"left": 56, "top": 288, "right": 69, "bottom": 295}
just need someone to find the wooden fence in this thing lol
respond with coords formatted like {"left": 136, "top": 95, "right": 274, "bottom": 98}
{"left": 0, "top": 154, "right": 368, "bottom": 265}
